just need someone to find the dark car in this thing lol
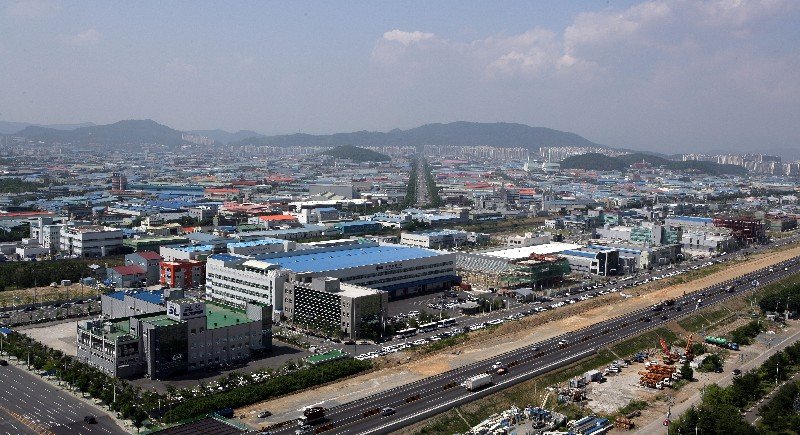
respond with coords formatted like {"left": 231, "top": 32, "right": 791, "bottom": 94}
{"left": 732, "top": 369, "right": 742, "bottom": 376}
{"left": 0, "top": 359, "right": 8, "bottom": 366}
{"left": 381, "top": 407, "right": 396, "bottom": 416}
{"left": 84, "top": 415, "right": 97, "bottom": 424}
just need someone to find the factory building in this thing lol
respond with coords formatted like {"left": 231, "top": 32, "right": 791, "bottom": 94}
{"left": 560, "top": 245, "right": 620, "bottom": 276}
{"left": 78, "top": 296, "right": 271, "bottom": 379}
{"left": 59, "top": 225, "right": 124, "bottom": 257}
{"left": 207, "top": 240, "right": 457, "bottom": 302}
{"left": 283, "top": 277, "right": 388, "bottom": 340}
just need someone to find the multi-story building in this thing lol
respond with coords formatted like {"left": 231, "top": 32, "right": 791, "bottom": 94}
{"left": 712, "top": 217, "right": 766, "bottom": 244}
{"left": 283, "top": 277, "right": 388, "bottom": 339}
{"left": 206, "top": 253, "right": 290, "bottom": 311}
{"left": 125, "top": 251, "right": 163, "bottom": 285}
{"left": 560, "top": 245, "right": 620, "bottom": 276}
{"left": 207, "top": 240, "right": 458, "bottom": 303}
{"left": 160, "top": 244, "right": 214, "bottom": 261}
{"left": 77, "top": 297, "right": 271, "bottom": 379}
{"left": 161, "top": 260, "right": 206, "bottom": 289}
{"left": 59, "top": 225, "right": 123, "bottom": 257}
{"left": 226, "top": 238, "right": 295, "bottom": 256}
{"left": 29, "top": 217, "right": 65, "bottom": 253}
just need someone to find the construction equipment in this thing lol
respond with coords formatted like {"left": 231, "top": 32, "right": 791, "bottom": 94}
{"left": 614, "top": 416, "right": 635, "bottom": 429}
{"left": 659, "top": 337, "right": 680, "bottom": 364}
{"left": 684, "top": 334, "right": 695, "bottom": 362}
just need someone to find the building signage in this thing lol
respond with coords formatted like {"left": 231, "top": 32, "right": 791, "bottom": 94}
{"left": 166, "top": 301, "right": 205, "bottom": 320}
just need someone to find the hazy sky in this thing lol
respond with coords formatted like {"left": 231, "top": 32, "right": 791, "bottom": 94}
{"left": 2, "top": 0, "right": 799, "bottom": 155}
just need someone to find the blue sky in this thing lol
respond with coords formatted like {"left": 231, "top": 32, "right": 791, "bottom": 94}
{"left": 1, "top": 0, "right": 799, "bottom": 155}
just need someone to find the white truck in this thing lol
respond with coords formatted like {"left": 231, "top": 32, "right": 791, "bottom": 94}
{"left": 465, "top": 373, "right": 492, "bottom": 391}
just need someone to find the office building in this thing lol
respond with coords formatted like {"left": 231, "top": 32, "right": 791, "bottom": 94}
{"left": 77, "top": 297, "right": 271, "bottom": 379}
{"left": 60, "top": 225, "right": 124, "bottom": 257}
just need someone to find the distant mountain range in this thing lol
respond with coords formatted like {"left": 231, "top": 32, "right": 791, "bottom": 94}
{"left": 231, "top": 121, "right": 606, "bottom": 150}
{"left": 8, "top": 119, "right": 186, "bottom": 146}
{"left": 0, "top": 121, "right": 96, "bottom": 135}
{"left": 561, "top": 152, "right": 748, "bottom": 175}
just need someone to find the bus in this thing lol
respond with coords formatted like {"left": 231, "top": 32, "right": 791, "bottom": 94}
{"left": 395, "top": 327, "right": 418, "bottom": 339}
{"left": 419, "top": 322, "right": 439, "bottom": 333}
{"left": 437, "top": 318, "right": 457, "bottom": 328}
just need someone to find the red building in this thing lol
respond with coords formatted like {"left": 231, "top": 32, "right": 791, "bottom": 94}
{"left": 712, "top": 217, "right": 766, "bottom": 244}
{"left": 160, "top": 260, "right": 206, "bottom": 289}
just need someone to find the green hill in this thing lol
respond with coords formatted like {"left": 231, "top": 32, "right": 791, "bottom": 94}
{"left": 234, "top": 121, "right": 606, "bottom": 150}
{"left": 561, "top": 152, "right": 748, "bottom": 175}
{"left": 560, "top": 153, "right": 628, "bottom": 171}
{"left": 321, "top": 145, "right": 390, "bottom": 162}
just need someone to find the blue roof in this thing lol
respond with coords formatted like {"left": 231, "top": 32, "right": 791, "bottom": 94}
{"left": 264, "top": 245, "right": 441, "bottom": 273}
{"left": 334, "top": 221, "right": 379, "bottom": 227}
{"left": 210, "top": 253, "right": 241, "bottom": 262}
{"left": 672, "top": 215, "right": 712, "bottom": 223}
{"left": 106, "top": 290, "right": 164, "bottom": 304}
{"left": 171, "top": 244, "right": 213, "bottom": 252}
{"left": 316, "top": 207, "right": 338, "bottom": 212}
{"left": 227, "top": 238, "right": 285, "bottom": 248}
{"left": 0, "top": 327, "right": 13, "bottom": 335}
{"left": 561, "top": 250, "right": 598, "bottom": 259}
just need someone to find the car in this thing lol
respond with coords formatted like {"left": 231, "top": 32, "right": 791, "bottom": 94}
{"left": 0, "top": 359, "right": 8, "bottom": 366}
{"left": 343, "top": 340, "right": 356, "bottom": 345}
{"left": 381, "top": 407, "right": 396, "bottom": 416}
{"left": 258, "top": 411, "right": 272, "bottom": 418}
{"left": 732, "top": 369, "right": 742, "bottom": 376}
{"left": 83, "top": 415, "right": 97, "bottom": 424}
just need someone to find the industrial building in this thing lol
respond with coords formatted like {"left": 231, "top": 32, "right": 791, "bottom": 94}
{"left": 560, "top": 245, "right": 620, "bottom": 276}
{"left": 160, "top": 260, "right": 206, "bottom": 289}
{"left": 207, "top": 240, "right": 458, "bottom": 302}
{"left": 283, "top": 277, "right": 388, "bottom": 339}
{"left": 400, "top": 229, "right": 489, "bottom": 249}
{"left": 226, "top": 238, "right": 295, "bottom": 256}
{"left": 78, "top": 294, "right": 271, "bottom": 379}
{"left": 456, "top": 251, "right": 570, "bottom": 291}
{"left": 59, "top": 225, "right": 124, "bottom": 257}
{"left": 124, "top": 251, "right": 163, "bottom": 285}
{"left": 160, "top": 244, "right": 215, "bottom": 261}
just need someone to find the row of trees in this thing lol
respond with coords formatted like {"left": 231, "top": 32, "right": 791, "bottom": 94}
{"left": 0, "top": 178, "right": 42, "bottom": 193}
{"left": 0, "top": 259, "right": 100, "bottom": 291}
{"left": 1, "top": 331, "right": 149, "bottom": 429}
{"left": 669, "top": 339, "right": 800, "bottom": 434}
{"left": 758, "top": 278, "right": 800, "bottom": 314}
{"left": 162, "top": 358, "right": 372, "bottom": 423}
{"left": 729, "top": 319, "right": 766, "bottom": 346}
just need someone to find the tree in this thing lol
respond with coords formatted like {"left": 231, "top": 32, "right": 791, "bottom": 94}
{"left": 681, "top": 362, "right": 693, "bottom": 381}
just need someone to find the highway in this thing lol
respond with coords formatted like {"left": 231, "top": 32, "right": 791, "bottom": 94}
{"left": 0, "top": 362, "right": 124, "bottom": 435}
{"left": 273, "top": 253, "right": 800, "bottom": 435}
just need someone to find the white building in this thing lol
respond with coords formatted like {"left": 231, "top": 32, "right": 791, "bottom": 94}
{"left": 59, "top": 225, "right": 123, "bottom": 257}
{"left": 206, "top": 253, "right": 290, "bottom": 312}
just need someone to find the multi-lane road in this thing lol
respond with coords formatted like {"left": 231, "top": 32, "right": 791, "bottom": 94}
{"left": 0, "top": 362, "right": 124, "bottom": 435}
{"left": 274, "top": 253, "right": 800, "bottom": 434}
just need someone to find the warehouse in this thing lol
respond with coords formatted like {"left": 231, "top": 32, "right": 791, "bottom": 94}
{"left": 207, "top": 240, "right": 457, "bottom": 302}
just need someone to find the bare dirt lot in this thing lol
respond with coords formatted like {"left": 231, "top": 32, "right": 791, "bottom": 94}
{"left": 20, "top": 318, "right": 81, "bottom": 354}
{"left": 238, "top": 243, "right": 800, "bottom": 429}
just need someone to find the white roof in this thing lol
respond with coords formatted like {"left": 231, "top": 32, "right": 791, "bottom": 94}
{"left": 481, "top": 242, "right": 582, "bottom": 260}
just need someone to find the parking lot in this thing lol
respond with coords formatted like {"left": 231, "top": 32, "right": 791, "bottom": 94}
{"left": 0, "top": 298, "right": 101, "bottom": 328}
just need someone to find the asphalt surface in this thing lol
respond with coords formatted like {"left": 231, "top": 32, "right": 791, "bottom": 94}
{"left": 273, "top": 252, "right": 800, "bottom": 434}
{"left": 0, "top": 362, "right": 125, "bottom": 435}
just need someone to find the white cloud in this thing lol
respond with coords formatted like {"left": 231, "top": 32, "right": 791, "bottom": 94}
{"left": 4, "top": 0, "right": 59, "bottom": 19}
{"left": 382, "top": 30, "right": 435, "bottom": 46}
{"left": 65, "top": 28, "right": 101, "bottom": 47}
